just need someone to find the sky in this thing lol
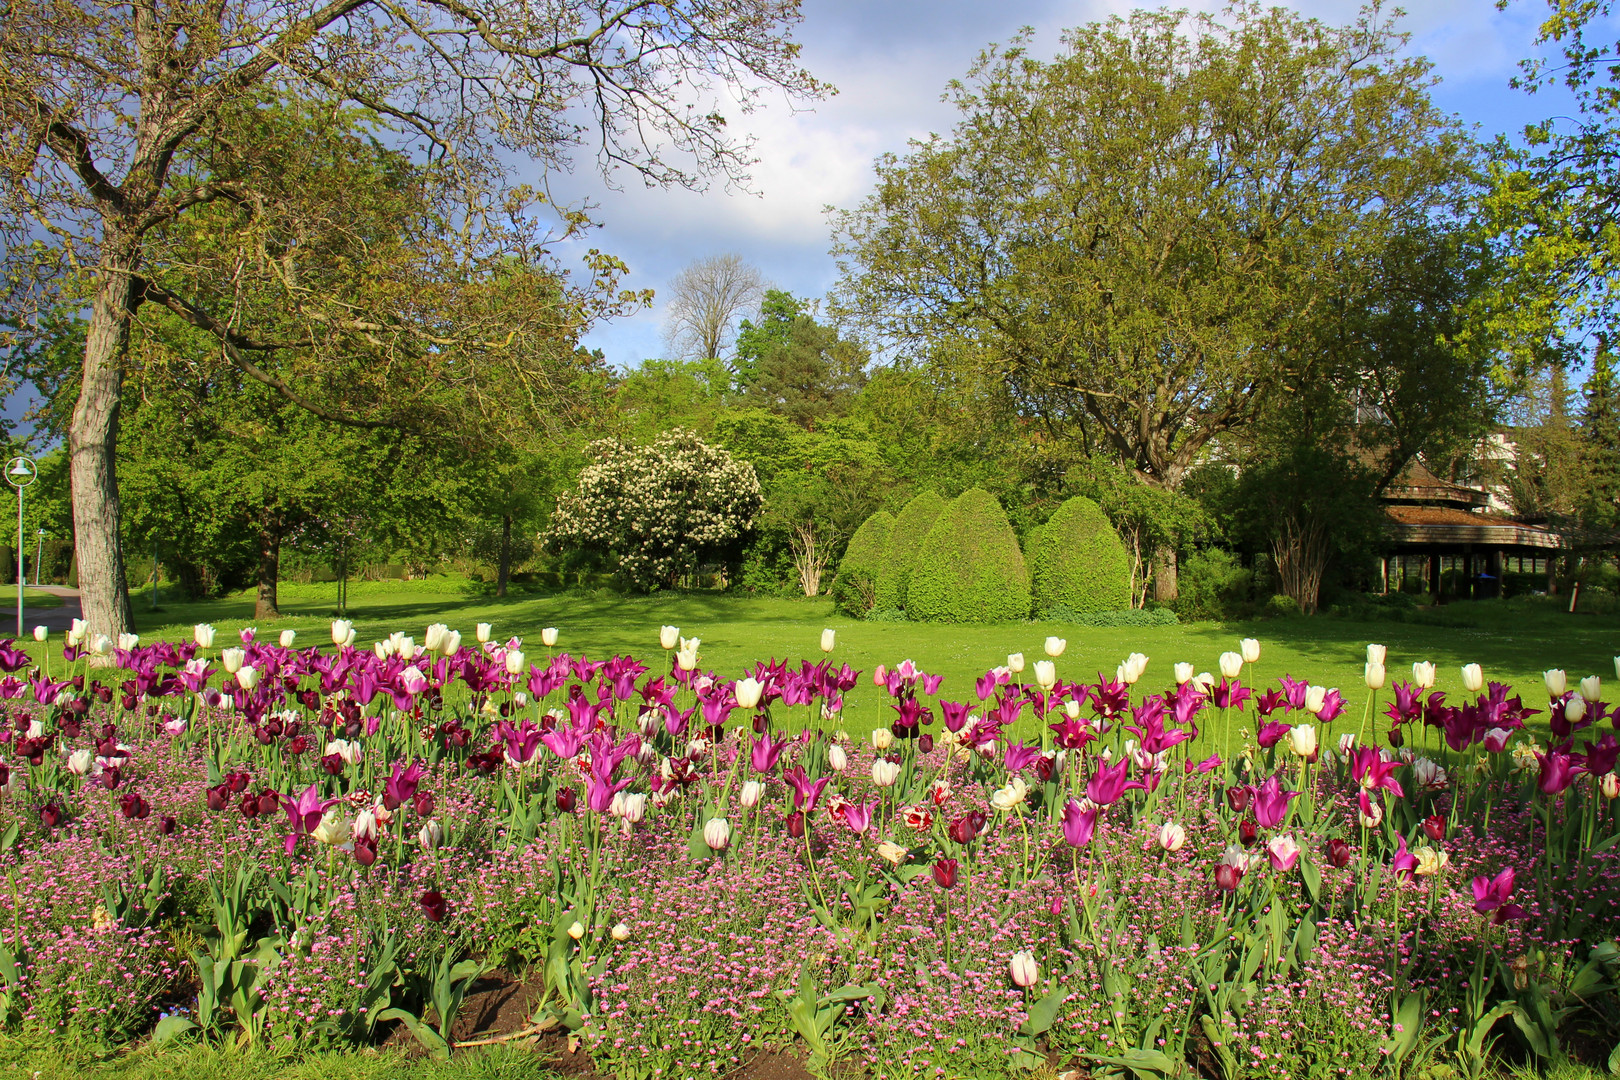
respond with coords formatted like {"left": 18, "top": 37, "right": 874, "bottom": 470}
{"left": 540, "top": 0, "right": 1594, "bottom": 370}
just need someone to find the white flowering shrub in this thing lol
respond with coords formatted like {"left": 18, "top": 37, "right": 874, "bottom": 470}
{"left": 549, "top": 429, "right": 763, "bottom": 591}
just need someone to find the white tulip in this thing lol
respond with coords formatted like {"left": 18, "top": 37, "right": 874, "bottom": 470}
{"left": 1034, "top": 660, "right": 1056, "bottom": 690}
{"left": 114, "top": 632, "right": 137, "bottom": 651}
{"left": 740, "top": 781, "right": 764, "bottom": 808}
{"left": 1580, "top": 675, "right": 1602, "bottom": 703}
{"left": 1064, "top": 699, "right": 1081, "bottom": 719}
{"left": 1240, "top": 638, "right": 1260, "bottom": 664}
{"left": 733, "top": 677, "right": 764, "bottom": 709}
{"left": 331, "top": 619, "right": 354, "bottom": 646}
{"left": 1157, "top": 822, "right": 1186, "bottom": 851}
{"left": 1304, "top": 685, "right": 1327, "bottom": 715}
{"left": 991, "top": 777, "right": 1029, "bottom": 811}
{"left": 90, "top": 634, "right": 111, "bottom": 656}
{"left": 217, "top": 647, "right": 244, "bottom": 674}
{"left": 541, "top": 627, "right": 559, "bottom": 647}
{"left": 1545, "top": 669, "right": 1567, "bottom": 697}
{"left": 1411, "top": 661, "right": 1436, "bottom": 689}
{"left": 1287, "top": 724, "right": 1318, "bottom": 758}
{"left": 1007, "top": 652, "right": 1026, "bottom": 674}
{"left": 1009, "top": 951, "right": 1039, "bottom": 988}
{"left": 1365, "top": 662, "right": 1386, "bottom": 690}
{"left": 703, "top": 817, "right": 731, "bottom": 852}
{"left": 1565, "top": 696, "right": 1586, "bottom": 723}
{"left": 618, "top": 793, "right": 647, "bottom": 824}
{"left": 1367, "top": 643, "right": 1387, "bottom": 666}
{"left": 65, "top": 749, "right": 92, "bottom": 776}
{"left": 1614, "top": 656, "right": 1620, "bottom": 681}
{"left": 871, "top": 727, "right": 894, "bottom": 750}
{"left": 31, "top": 626, "right": 46, "bottom": 643}
{"left": 871, "top": 759, "right": 902, "bottom": 787}
{"left": 424, "top": 623, "right": 448, "bottom": 652}
{"left": 279, "top": 630, "right": 297, "bottom": 648}
{"left": 417, "top": 819, "right": 445, "bottom": 850}
{"left": 1461, "top": 664, "right": 1484, "bottom": 693}
{"left": 505, "top": 650, "right": 526, "bottom": 676}
{"left": 1174, "top": 662, "right": 1194, "bottom": 685}
{"left": 343, "top": 627, "right": 357, "bottom": 648}
{"left": 352, "top": 808, "right": 379, "bottom": 842}
{"left": 193, "top": 623, "right": 216, "bottom": 648}
{"left": 1190, "top": 672, "right": 1215, "bottom": 694}
{"left": 326, "top": 739, "right": 364, "bottom": 766}
{"left": 820, "top": 628, "right": 836, "bottom": 653}
{"left": 1044, "top": 636, "right": 1066, "bottom": 658}
{"left": 660, "top": 625, "right": 680, "bottom": 650}
{"left": 611, "top": 922, "right": 631, "bottom": 942}
{"left": 1218, "top": 652, "right": 1243, "bottom": 680}
{"left": 312, "top": 809, "right": 351, "bottom": 847}
{"left": 827, "top": 743, "right": 849, "bottom": 772}
{"left": 235, "top": 665, "right": 260, "bottom": 690}
{"left": 439, "top": 630, "right": 461, "bottom": 656}
{"left": 1122, "top": 653, "right": 1148, "bottom": 684}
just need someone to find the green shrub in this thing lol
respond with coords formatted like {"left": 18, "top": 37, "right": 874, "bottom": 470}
{"left": 905, "top": 488, "right": 1031, "bottom": 622}
{"left": 1042, "top": 606, "right": 1179, "bottom": 627}
{"left": 873, "top": 490, "right": 948, "bottom": 612}
{"left": 1027, "top": 496, "right": 1131, "bottom": 615}
{"left": 831, "top": 510, "right": 895, "bottom": 616}
{"left": 1265, "top": 593, "right": 1302, "bottom": 617}
{"left": 864, "top": 607, "right": 909, "bottom": 623}
{"left": 1174, "top": 548, "right": 1254, "bottom": 621}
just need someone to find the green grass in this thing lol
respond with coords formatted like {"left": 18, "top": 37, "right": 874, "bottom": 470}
{"left": 0, "top": 1040, "right": 565, "bottom": 1079}
{"left": 65, "top": 577, "right": 1615, "bottom": 740}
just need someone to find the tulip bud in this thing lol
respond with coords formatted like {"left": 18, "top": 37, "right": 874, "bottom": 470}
{"left": 1601, "top": 773, "right": 1619, "bottom": 800}
{"left": 1544, "top": 669, "right": 1567, "bottom": 697}
{"left": 235, "top": 666, "right": 260, "bottom": 690}
{"left": 193, "top": 623, "right": 216, "bottom": 648}
{"left": 919, "top": 733, "right": 934, "bottom": 754}
{"left": 1325, "top": 838, "right": 1352, "bottom": 868}
{"left": 417, "top": 819, "right": 445, "bottom": 850}
{"left": 786, "top": 811, "right": 806, "bottom": 838}
{"left": 871, "top": 759, "right": 902, "bottom": 787}
{"left": 828, "top": 743, "right": 848, "bottom": 772}
{"left": 541, "top": 627, "right": 559, "bottom": 648}
{"left": 1007, "top": 653, "right": 1025, "bottom": 674}
{"left": 1214, "top": 863, "right": 1243, "bottom": 892}
{"left": 734, "top": 677, "right": 764, "bottom": 710}
{"left": 1219, "top": 652, "right": 1243, "bottom": 680}
{"left": 740, "top": 780, "right": 764, "bottom": 808}
{"left": 1411, "top": 661, "right": 1435, "bottom": 689}
{"left": 1008, "top": 951, "right": 1039, "bottom": 988}
{"left": 660, "top": 625, "right": 680, "bottom": 650}
{"left": 1304, "top": 685, "right": 1327, "bottom": 715}
{"left": 1033, "top": 660, "right": 1056, "bottom": 690}
{"left": 1240, "top": 638, "right": 1260, "bottom": 664}
{"left": 1366, "top": 643, "right": 1387, "bottom": 665}
{"left": 505, "top": 650, "right": 526, "bottom": 676}
{"left": 118, "top": 632, "right": 139, "bottom": 650}
{"left": 567, "top": 920, "right": 586, "bottom": 940}
{"left": 220, "top": 647, "right": 245, "bottom": 674}
{"left": 1461, "top": 663, "right": 1483, "bottom": 693}
{"left": 932, "top": 857, "right": 958, "bottom": 889}
{"left": 1565, "top": 696, "right": 1585, "bottom": 723}
{"left": 1124, "top": 653, "right": 1149, "bottom": 684}
{"left": 703, "top": 817, "right": 731, "bottom": 852}
{"left": 1174, "top": 662, "right": 1194, "bottom": 685}
{"left": 31, "top": 626, "right": 46, "bottom": 643}
{"left": 611, "top": 922, "right": 631, "bottom": 942}
{"left": 1580, "top": 675, "right": 1602, "bottom": 703}
{"left": 1364, "top": 662, "right": 1386, "bottom": 690}
{"left": 1157, "top": 822, "right": 1186, "bottom": 851}
{"left": 331, "top": 619, "right": 353, "bottom": 646}
{"left": 1614, "top": 656, "right": 1620, "bottom": 681}
{"left": 871, "top": 727, "right": 894, "bottom": 751}
{"left": 1044, "top": 636, "right": 1066, "bottom": 658}
{"left": 821, "top": 628, "right": 836, "bottom": 653}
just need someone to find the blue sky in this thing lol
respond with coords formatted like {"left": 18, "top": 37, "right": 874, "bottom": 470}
{"left": 542, "top": 0, "right": 1599, "bottom": 370}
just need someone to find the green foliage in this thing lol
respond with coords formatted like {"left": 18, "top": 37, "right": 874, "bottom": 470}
{"left": 735, "top": 291, "right": 868, "bottom": 426}
{"left": 905, "top": 488, "right": 1031, "bottom": 623}
{"left": 1041, "top": 606, "right": 1178, "bottom": 627}
{"left": 1026, "top": 496, "right": 1131, "bottom": 616}
{"left": 872, "top": 490, "right": 947, "bottom": 611}
{"left": 1581, "top": 349, "right": 1620, "bottom": 528}
{"left": 831, "top": 510, "right": 894, "bottom": 617}
{"left": 1173, "top": 549, "right": 1256, "bottom": 621}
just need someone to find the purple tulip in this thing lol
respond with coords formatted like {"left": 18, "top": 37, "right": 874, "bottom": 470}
{"left": 1391, "top": 834, "right": 1418, "bottom": 882}
{"left": 1471, "top": 867, "right": 1528, "bottom": 924}
{"left": 1085, "top": 758, "right": 1140, "bottom": 807}
{"left": 782, "top": 767, "right": 830, "bottom": 812}
{"left": 1061, "top": 799, "right": 1097, "bottom": 848}
{"left": 750, "top": 733, "right": 788, "bottom": 774}
{"left": 383, "top": 761, "right": 425, "bottom": 810}
{"left": 1251, "top": 775, "right": 1297, "bottom": 829}
{"left": 1535, "top": 749, "right": 1580, "bottom": 796}
{"left": 840, "top": 800, "right": 878, "bottom": 834}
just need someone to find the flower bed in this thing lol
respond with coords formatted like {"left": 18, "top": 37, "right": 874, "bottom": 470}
{"left": 1, "top": 623, "right": 1617, "bottom": 1078}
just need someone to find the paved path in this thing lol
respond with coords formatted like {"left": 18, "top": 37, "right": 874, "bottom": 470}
{"left": 3, "top": 585, "right": 82, "bottom": 636}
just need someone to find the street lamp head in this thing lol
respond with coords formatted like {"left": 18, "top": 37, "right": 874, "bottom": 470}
{"left": 6, "top": 461, "right": 28, "bottom": 479}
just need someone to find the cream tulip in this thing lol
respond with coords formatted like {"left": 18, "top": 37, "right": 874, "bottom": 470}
{"left": 660, "top": 625, "right": 680, "bottom": 650}
{"left": 541, "top": 627, "right": 559, "bottom": 647}
{"left": 1034, "top": 660, "right": 1056, "bottom": 690}
{"left": 31, "top": 626, "right": 46, "bottom": 643}
{"left": 193, "top": 623, "right": 216, "bottom": 648}
{"left": 1367, "top": 643, "right": 1387, "bottom": 665}
{"left": 417, "top": 819, "right": 445, "bottom": 850}
{"left": 703, "top": 817, "right": 732, "bottom": 852}
{"left": 1287, "top": 724, "right": 1318, "bottom": 759}
{"left": 235, "top": 665, "right": 260, "bottom": 690}
{"left": 1580, "top": 675, "right": 1602, "bottom": 702}
{"left": 872, "top": 727, "right": 894, "bottom": 750}
{"left": 1157, "top": 822, "right": 1186, "bottom": 851}
{"left": 476, "top": 623, "right": 493, "bottom": 643}
{"left": 1044, "top": 636, "right": 1066, "bottom": 657}
{"left": 504, "top": 649, "right": 526, "bottom": 675}
{"left": 871, "top": 759, "right": 902, "bottom": 787}
{"left": 740, "top": 781, "right": 764, "bottom": 808}
{"left": 1412, "top": 661, "right": 1436, "bottom": 689}
{"left": 567, "top": 920, "right": 586, "bottom": 940}
{"left": 312, "top": 809, "right": 351, "bottom": 847}
{"left": 1218, "top": 652, "right": 1243, "bottom": 680}
{"left": 1461, "top": 663, "right": 1484, "bottom": 693}
{"left": 279, "top": 629, "right": 297, "bottom": 648}
{"left": 820, "top": 628, "right": 836, "bottom": 653}
{"left": 440, "top": 630, "right": 461, "bottom": 655}
{"left": 1009, "top": 951, "right": 1039, "bottom": 988}
{"left": 1303, "top": 685, "right": 1327, "bottom": 715}
{"left": 828, "top": 743, "right": 849, "bottom": 772}
{"left": 611, "top": 922, "right": 632, "bottom": 942}
{"left": 734, "top": 677, "right": 764, "bottom": 709}
{"left": 1174, "top": 662, "right": 1194, "bottom": 685}
{"left": 1007, "top": 652, "right": 1025, "bottom": 674}
{"left": 1365, "top": 662, "right": 1386, "bottom": 690}
{"left": 331, "top": 619, "right": 354, "bottom": 646}
{"left": 1544, "top": 669, "right": 1567, "bottom": 697}
{"left": 1240, "top": 638, "right": 1261, "bottom": 664}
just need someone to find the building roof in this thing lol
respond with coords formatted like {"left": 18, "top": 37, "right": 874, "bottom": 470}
{"left": 1384, "top": 505, "right": 1562, "bottom": 550}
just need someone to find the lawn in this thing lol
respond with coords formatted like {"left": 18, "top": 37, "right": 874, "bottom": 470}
{"left": 77, "top": 576, "right": 1620, "bottom": 740}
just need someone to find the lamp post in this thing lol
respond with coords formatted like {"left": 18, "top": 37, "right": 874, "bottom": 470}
{"left": 5, "top": 457, "right": 36, "bottom": 639}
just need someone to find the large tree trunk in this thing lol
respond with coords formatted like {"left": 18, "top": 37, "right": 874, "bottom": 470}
{"left": 1150, "top": 545, "right": 1178, "bottom": 604}
{"left": 255, "top": 512, "right": 281, "bottom": 619}
{"left": 69, "top": 247, "right": 138, "bottom": 649}
{"left": 496, "top": 514, "right": 512, "bottom": 597}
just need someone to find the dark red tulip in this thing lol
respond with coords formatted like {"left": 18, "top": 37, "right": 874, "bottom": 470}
{"left": 1387, "top": 727, "right": 1404, "bottom": 749}
{"left": 1239, "top": 819, "right": 1258, "bottom": 847}
{"left": 158, "top": 815, "right": 177, "bottom": 835}
{"left": 1325, "top": 838, "right": 1352, "bottom": 868}
{"left": 418, "top": 889, "right": 449, "bottom": 922}
{"left": 99, "top": 767, "right": 122, "bottom": 791}
{"left": 354, "top": 838, "right": 378, "bottom": 866}
{"left": 919, "top": 734, "right": 934, "bottom": 754}
{"left": 286, "top": 735, "right": 311, "bottom": 756}
{"left": 932, "top": 857, "right": 958, "bottom": 889}
{"left": 225, "top": 771, "right": 250, "bottom": 793}
{"left": 1214, "top": 863, "right": 1243, "bottom": 891}
{"left": 206, "top": 785, "right": 229, "bottom": 812}
{"left": 321, "top": 753, "right": 345, "bottom": 776}
{"left": 119, "top": 791, "right": 149, "bottom": 820}
{"left": 556, "top": 787, "right": 577, "bottom": 813}
{"left": 948, "top": 811, "right": 987, "bottom": 845}
{"left": 1422, "top": 814, "right": 1446, "bottom": 842}
{"left": 413, "top": 791, "right": 435, "bottom": 818}
{"left": 786, "top": 811, "right": 805, "bottom": 838}
{"left": 40, "top": 803, "right": 63, "bottom": 828}
{"left": 237, "top": 793, "right": 260, "bottom": 819}
{"left": 1226, "top": 786, "right": 1253, "bottom": 813}
{"left": 256, "top": 790, "right": 278, "bottom": 816}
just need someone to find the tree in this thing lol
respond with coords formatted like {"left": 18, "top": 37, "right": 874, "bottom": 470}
{"left": 548, "top": 430, "right": 762, "bottom": 592}
{"left": 0, "top": 0, "right": 826, "bottom": 644}
{"left": 832, "top": 4, "right": 1473, "bottom": 599}
{"left": 663, "top": 255, "right": 767, "bottom": 367}
{"left": 1581, "top": 346, "right": 1620, "bottom": 529}
{"left": 737, "top": 290, "right": 868, "bottom": 425}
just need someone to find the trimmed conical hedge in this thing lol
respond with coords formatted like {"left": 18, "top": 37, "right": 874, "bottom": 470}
{"left": 1027, "top": 496, "right": 1132, "bottom": 615}
{"left": 905, "top": 488, "right": 1031, "bottom": 622}
{"left": 831, "top": 510, "right": 895, "bottom": 617}
{"left": 872, "top": 490, "right": 948, "bottom": 612}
